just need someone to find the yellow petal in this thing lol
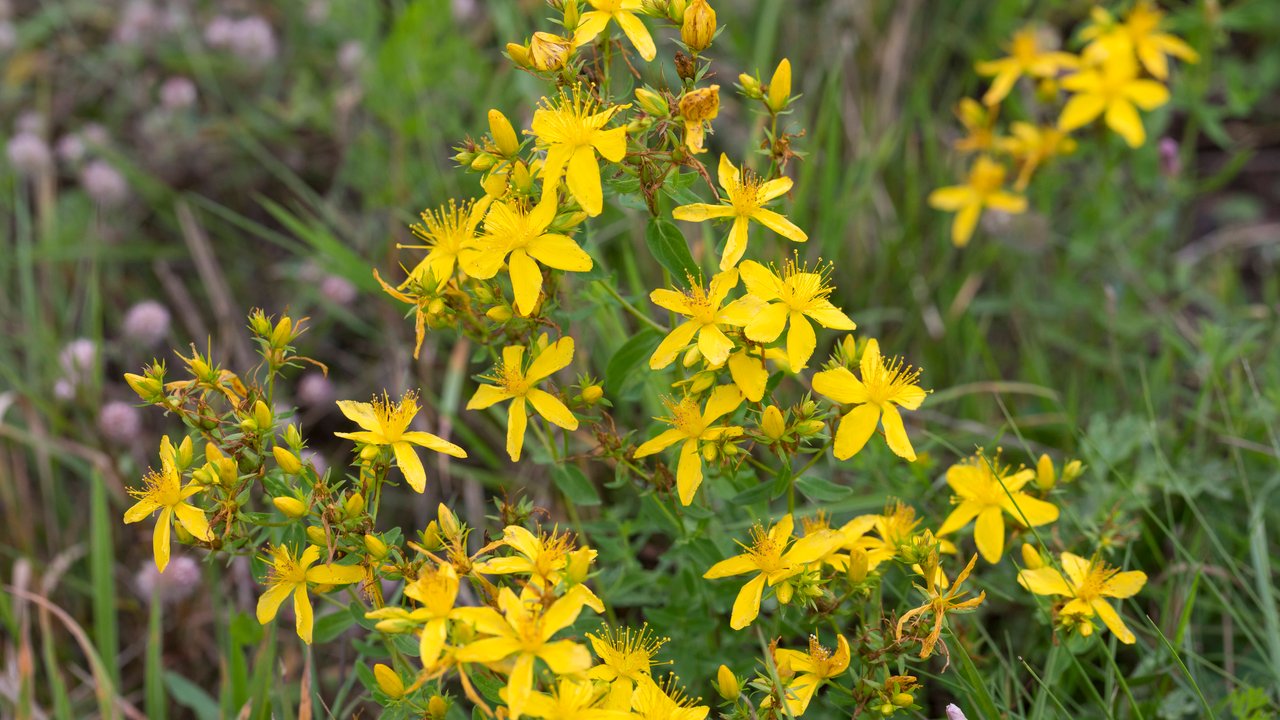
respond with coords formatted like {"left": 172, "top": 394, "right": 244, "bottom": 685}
{"left": 757, "top": 176, "right": 793, "bottom": 204}
{"left": 727, "top": 351, "right": 768, "bottom": 402}
{"left": 571, "top": 11, "right": 610, "bottom": 47}
{"left": 804, "top": 300, "right": 856, "bottom": 331}
{"left": 526, "top": 336, "right": 576, "bottom": 382}
{"left": 737, "top": 260, "right": 781, "bottom": 300}
{"left": 468, "top": 384, "right": 514, "bottom": 410}
{"left": 718, "top": 296, "right": 767, "bottom": 326}
{"left": 729, "top": 574, "right": 766, "bottom": 630}
{"left": 401, "top": 431, "right": 467, "bottom": 458}
{"left": 649, "top": 320, "right": 700, "bottom": 369}
{"left": 720, "top": 216, "right": 750, "bottom": 270}
{"left": 615, "top": 10, "right": 656, "bottom": 61}
{"left": 986, "top": 191, "right": 1028, "bottom": 213}
{"left": 879, "top": 404, "right": 916, "bottom": 461}
{"left": 566, "top": 146, "right": 604, "bottom": 217}
{"left": 420, "top": 617, "right": 449, "bottom": 669}
{"left": 981, "top": 67, "right": 1020, "bottom": 106}
{"left": 973, "top": 506, "right": 1006, "bottom": 563}
{"left": 704, "top": 553, "right": 757, "bottom": 578}
{"left": 528, "top": 233, "right": 593, "bottom": 272}
{"left": 1058, "top": 93, "right": 1106, "bottom": 132}
{"left": 153, "top": 507, "right": 172, "bottom": 573}
{"left": 335, "top": 400, "right": 380, "bottom": 433}
{"left": 696, "top": 325, "right": 735, "bottom": 366}
{"left": 744, "top": 302, "right": 789, "bottom": 343}
{"left": 508, "top": 249, "right": 544, "bottom": 316}
{"left": 1103, "top": 570, "right": 1148, "bottom": 599}
{"left": 1002, "top": 492, "right": 1059, "bottom": 527}
{"left": 673, "top": 203, "right": 735, "bottom": 222}
{"left": 1105, "top": 99, "right": 1146, "bottom": 148}
{"left": 307, "top": 562, "right": 365, "bottom": 586}
{"left": 928, "top": 185, "right": 974, "bottom": 211}
{"left": 1124, "top": 79, "right": 1170, "bottom": 111}
{"left": 124, "top": 497, "right": 160, "bottom": 524}
{"left": 1061, "top": 552, "right": 1091, "bottom": 588}
{"left": 936, "top": 500, "right": 983, "bottom": 537}
{"left": 676, "top": 438, "right": 703, "bottom": 505}
{"left": 951, "top": 202, "right": 981, "bottom": 248}
{"left": 592, "top": 125, "right": 628, "bottom": 163}
{"left": 256, "top": 580, "right": 294, "bottom": 625}
{"left": 294, "top": 586, "right": 315, "bottom": 644}
{"left": 173, "top": 503, "right": 212, "bottom": 542}
{"left": 701, "top": 384, "right": 744, "bottom": 424}
{"left": 634, "top": 428, "right": 687, "bottom": 457}
{"left": 785, "top": 313, "right": 816, "bottom": 370}
{"left": 506, "top": 654, "right": 536, "bottom": 720}
{"left": 507, "top": 396, "right": 528, "bottom": 462}
{"left": 392, "top": 441, "right": 427, "bottom": 493}
{"left": 527, "top": 388, "right": 579, "bottom": 430}
{"left": 751, "top": 208, "right": 808, "bottom": 243}
{"left": 536, "top": 640, "right": 593, "bottom": 674}
{"left": 833, "top": 404, "right": 880, "bottom": 460}
{"left": 1092, "top": 598, "right": 1136, "bottom": 644}
{"left": 812, "top": 367, "right": 868, "bottom": 405}
{"left": 650, "top": 288, "right": 691, "bottom": 315}
{"left": 1017, "top": 566, "right": 1072, "bottom": 596}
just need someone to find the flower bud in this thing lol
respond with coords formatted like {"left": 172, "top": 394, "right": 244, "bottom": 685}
{"left": 421, "top": 521, "right": 444, "bottom": 550}
{"left": 488, "top": 109, "right": 520, "bottom": 157}
{"left": 666, "top": 0, "right": 687, "bottom": 22}
{"left": 796, "top": 419, "right": 826, "bottom": 436}
{"left": 373, "top": 663, "right": 405, "bottom": 699}
{"left": 269, "top": 316, "right": 293, "bottom": 348}
{"left": 681, "top": 0, "right": 715, "bottom": 52}
{"left": 364, "top": 533, "right": 389, "bottom": 560}
{"left": 273, "top": 446, "right": 303, "bottom": 475}
{"left": 252, "top": 400, "right": 272, "bottom": 430}
{"left": 879, "top": 704, "right": 897, "bottom": 716}
{"left": 701, "top": 443, "right": 717, "bottom": 462}
{"left": 566, "top": 547, "right": 593, "bottom": 583}
{"left": 847, "top": 548, "right": 869, "bottom": 582}
{"left": 715, "top": 664, "right": 740, "bottom": 700}
{"left": 892, "top": 693, "right": 914, "bottom": 707}
{"left": 248, "top": 310, "right": 273, "bottom": 337}
{"left": 125, "top": 373, "right": 163, "bottom": 402}
{"left": 767, "top": 58, "right": 791, "bottom": 112}
{"left": 1035, "top": 453, "right": 1056, "bottom": 490}
{"left": 506, "top": 42, "right": 532, "bottom": 68}
{"left": 1020, "top": 543, "right": 1044, "bottom": 569}
{"left": 761, "top": 405, "right": 785, "bottom": 441}
{"left": 530, "top": 31, "right": 573, "bottom": 71}
{"left": 487, "top": 306, "right": 513, "bottom": 322}
{"left": 285, "top": 423, "right": 303, "bottom": 448}
{"left": 1061, "top": 459, "right": 1084, "bottom": 483}
{"left": 511, "top": 161, "right": 534, "bottom": 193}
{"left": 775, "top": 580, "right": 794, "bottom": 605}
{"left": 306, "top": 526, "right": 328, "bottom": 546}
{"left": 635, "top": 87, "right": 669, "bottom": 117}
{"left": 562, "top": 0, "right": 580, "bottom": 32}
{"left": 581, "top": 385, "right": 604, "bottom": 404}
{"left": 359, "top": 444, "right": 380, "bottom": 462}
{"left": 175, "top": 436, "right": 194, "bottom": 469}
{"left": 273, "top": 496, "right": 308, "bottom": 519}
{"left": 738, "top": 72, "right": 762, "bottom": 98}
{"left": 344, "top": 492, "right": 365, "bottom": 518}
{"left": 438, "top": 504, "right": 461, "bottom": 539}
{"left": 427, "top": 695, "right": 449, "bottom": 720}
{"left": 470, "top": 153, "right": 496, "bottom": 171}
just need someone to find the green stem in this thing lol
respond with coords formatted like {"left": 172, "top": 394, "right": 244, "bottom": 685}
{"left": 598, "top": 282, "right": 667, "bottom": 333}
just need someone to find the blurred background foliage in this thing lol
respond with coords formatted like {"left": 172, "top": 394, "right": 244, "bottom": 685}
{"left": 2, "top": 0, "right": 1280, "bottom": 717}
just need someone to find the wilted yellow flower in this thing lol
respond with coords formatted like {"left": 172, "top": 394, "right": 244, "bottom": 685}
{"left": 975, "top": 26, "right": 1078, "bottom": 106}
{"left": 467, "top": 337, "right": 578, "bottom": 462}
{"left": 1018, "top": 552, "right": 1147, "bottom": 643}
{"left": 773, "top": 634, "right": 850, "bottom": 715}
{"left": 530, "top": 31, "right": 574, "bottom": 71}
{"left": 573, "top": 0, "right": 656, "bottom": 62}
{"left": 402, "top": 198, "right": 490, "bottom": 285}
{"left": 935, "top": 452, "right": 1060, "bottom": 563}
{"left": 123, "top": 436, "right": 212, "bottom": 573}
{"left": 673, "top": 154, "right": 806, "bottom": 270}
{"left": 738, "top": 259, "right": 856, "bottom": 370}
{"left": 335, "top": 391, "right": 467, "bottom": 494}
{"left": 1058, "top": 53, "right": 1170, "bottom": 148}
{"left": 927, "top": 156, "right": 1027, "bottom": 247}
{"left": 680, "top": 0, "right": 715, "bottom": 52}
{"left": 1080, "top": 1, "right": 1199, "bottom": 80}
{"left": 633, "top": 385, "right": 745, "bottom": 505}
{"left": 461, "top": 192, "right": 594, "bottom": 315}
{"left": 256, "top": 544, "right": 365, "bottom": 644}
{"left": 531, "top": 87, "right": 628, "bottom": 217}
{"left": 811, "top": 338, "right": 927, "bottom": 461}
{"left": 648, "top": 269, "right": 762, "bottom": 369}
{"left": 896, "top": 554, "right": 986, "bottom": 658}
{"left": 678, "top": 85, "right": 719, "bottom": 154}
{"left": 702, "top": 514, "right": 842, "bottom": 629}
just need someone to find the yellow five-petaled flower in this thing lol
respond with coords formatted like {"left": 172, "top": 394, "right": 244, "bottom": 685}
{"left": 633, "top": 385, "right": 745, "bottom": 506}
{"left": 531, "top": 87, "right": 628, "bottom": 217}
{"left": 927, "top": 155, "right": 1027, "bottom": 247}
{"left": 648, "top": 269, "right": 762, "bottom": 369}
{"left": 811, "top": 338, "right": 927, "bottom": 462}
{"left": 773, "top": 634, "right": 850, "bottom": 716}
{"left": 673, "top": 154, "right": 806, "bottom": 271}
{"left": 256, "top": 544, "right": 365, "bottom": 645}
{"left": 123, "top": 435, "right": 212, "bottom": 573}
{"left": 738, "top": 259, "right": 856, "bottom": 370}
{"left": 936, "top": 453, "right": 1060, "bottom": 563}
{"left": 975, "top": 26, "right": 1078, "bottom": 106}
{"left": 1058, "top": 53, "right": 1170, "bottom": 148}
{"left": 572, "top": 0, "right": 656, "bottom": 62}
{"left": 467, "top": 336, "right": 578, "bottom": 462}
{"left": 335, "top": 391, "right": 467, "bottom": 494}
{"left": 1018, "top": 551, "right": 1147, "bottom": 644}
{"left": 365, "top": 561, "right": 469, "bottom": 669}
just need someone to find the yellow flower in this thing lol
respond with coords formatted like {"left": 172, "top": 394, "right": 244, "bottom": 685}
{"left": 702, "top": 514, "right": 842, "bottom": 630}
{"left": 467, "top": 337, "right": 578, "bottom": 462}
{"left": 935, "top": 453, "right": 1060, "bottom": 563}
{"left": 1080, "top": 1, "right": 1199, "bottom": 80}
{"left": 365, "top": 562, "right": 468, "bottom": 669}
{"left": 573, "top": 0, "right": 656, "bottom": 62}
{"left": 402, "top": 197, "right": 491, "bottom": 285}
{"left": 335, "top": 391, "right": 467, "bottom": 494}
{"left": 255, "top": 544, "right": 365, "bottom": 644}
{"left": 953, "top": 98, "right": 999, "bottom": 154}
{"left": 632, "top": 675, "right": 709, "bottom": 720}
{"left": 472, "top": 525, "right": 604, "bottom": 611}
{"left": 586, "top": 625, "right": 667, "bottom": 710}
{"left": 773, "top": 634, "right": 850, "bottom": 716}
{"left": 648, "top": 269, "right": 762, "bottom": 369}
{"left": 678, "top": 86, "right": 720, "bottom": 154}
{"left": 738, "top": 259, "right": 856, "bottom": 370}
{"left": 811, "top": 338, "right": 927, "bottom": 461}
{"left": 975, "top": 26, "right": 1078, "bottom": 106}
{"left": 461, "top": 192, "right": 595, "bottom": 315}
{"left": 523, "top": 677, "right": 633, "bottom": 720}
{"left": 672, "top": 154, "right": 806, "bottom": 270}
{"left": 531, "top": 87, "right": 628, "bottom": 217}
{"left": 633, "top": 385, "right": 745, "bottom": 506}
{"left": 1018, "top": 552, "right": 1147, "bottom": 644}
{"left": 1058, "top": 53, "right": 1170, "bottom": 148}
{"left": 123, "top": 436, "right": 212, "bottom": 573}
{"left": 927, "top": 155, "right": 1027, "bottom": 247}
{"left": 896, "top": 553, "right": 986, "bottom": 659}
{"left": 453, "top": 586, "right": 597, "bottom": 720}
{"left": 998, "top": 122, "right": 1077, "bottom": 190}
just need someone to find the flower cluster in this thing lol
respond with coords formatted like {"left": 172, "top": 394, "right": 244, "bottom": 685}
{"left": 929, "top": 2, "right": 1198, "bottom": 246}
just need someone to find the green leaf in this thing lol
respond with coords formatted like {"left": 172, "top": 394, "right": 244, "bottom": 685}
{"left": 165, "top": 672, "right": 222, "bottom": 720}
{"left": 313, "top": 606, "right": 358, "bottom": 644}
{"left": 645, "top": 217, "right": 701, "bottom": 282}
{"left": 795, "top": 476, "right": 852, "bottom": 502}
{"left": 605, "top": 328, "right": 660, "bottom": 395}
{"left": 553, "top": 465, "right": 602, "bottom": 506}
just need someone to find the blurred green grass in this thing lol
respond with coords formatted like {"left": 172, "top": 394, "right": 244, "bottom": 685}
{"left": 2, "top": 0, "right": 1280, "bottom": 717}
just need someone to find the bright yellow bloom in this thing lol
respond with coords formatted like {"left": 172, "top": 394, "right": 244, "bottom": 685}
{"left": 678, "top": 86, "right": 720, "bottom": 154}
{"left": 1081, "top": 1, "right": 1199, "bottom": 80}
{"left": 896, "top": 554, "right": 986, "bottom": 658}
{"left": 467, "top": 336, "right": 578, "bottom": 462}
{"left": 365, "top": 562, "right": 468, "bottom": 669}
{"left": 523, "top": 677, "right": 633, "bottom": 720}
{"left": 702, "top": 514, "right": 842, "bottom": 630}
{"left": 774, "top": 634, "right": 850, "bottom": 716}
{"left": 586, "top": 625, "right": 667, "bottom": 710}
{"left": 462, "top": 192, "right": 594, "bottom": 315}
{"left": 648, "top": 269, "right": 762, "bottom": 369}
{"left": 573, "top": 0, "right": 656, "bottom": 62}
{"left": 927, "top": 156, "right": 1027, "bottom": 247}
{"left": 1018, "top": 552, "right": 1148, "bottom": 644}
{"left": 532, "top": 87, "right": 628, "bottom": 217}
{"left": 936, "top": 453, "right": 1059, "bottom": 563}
{"left": 453, "top": 586, "right": 597, "bottom": 720}
{"left": 975, "top": 27, "right": 1078, "bottom": 106}
{"left": 633, "top": 385, "right": 745, "bottom": 506}
{"left": 1058, "top": 53, "right": 1170, "bottom": 148}
{"left": 472, "top": 525, "right": 604, "bottom": 611}
{"left": 335, "top": 391, "right": 467, "bottom": 494}
{"left": 998, "top": 122, "right": 1077, "bottom": 190}
{"left": 953, "top": 98, "right": 999, "bottom": 154}
{"left": 738, "top": 259, "right": 856, "bottom": 370}
{"left": 811, "top": 338, "right": 927, "bottom": 461}
{"left": 672, "top": 154, "right": 806, "bottom": 270}
{"left": 124, "top": 436, "right": 212, "bottom": 573}
{"left": 632, "top": 676, "right": 709, "bottom": 720}
{"left": 402, "top": 198, "right": 490, "bottom": 284}
{"left": 256, "top": 544, "right": 365, "bottom": 644}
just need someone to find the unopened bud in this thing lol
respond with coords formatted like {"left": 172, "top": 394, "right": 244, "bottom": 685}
{"left": 470, "top": 153, "right": 496, "bottom": 171}
{"left": 892, "top": 693, "right": 914, "bottom": 707}
{"left": 1035, "top": 453, "right": 1056, "bottom": 490}
{"left": 767, "top": 58, "right": 791, "bottom": 112}
{"left": 252, "top": 400, "right": 272, "bottom": 431}
{"left": 738, "top": 73, "right": 762, "bottom": 98}
{"left": 561, "top": 0, "right": 580, "bottom": 32}
{"left": 635, "top": 87, "right": 669, "bottom": 116}
{"left": 273, "top": 496, "right": 308, "bottom": 519}
{"left": 175, "top": 436, "right": 194, "bottom": 468}
{"left": 364, "top": 534, "right": 389, "bottom": 560}
{"left": 715, "top": 664, "right": 740, "bottom": 700}
{"left": 427, "top": 695, "right": 449, "bottom": 720}
{"left": 701, "top": 443, "right": 717, "bottom": 462}
{"left": 775, "top": 581, "right": 794, "bottom": 605}
{"left": 681, "top": 0, "right": 715, "bottom": 52}
{"left": 306, "top": 526, "right": 328, "bottom": 546}
{"left": 566, "top": 547, "right": 593, "bottom": 583}
{"left": 248, "top": 309, "right": 273, "bottom": 337}
{"left": 344, "top": 492, "right": 365, "bottom": 518}
{"left": 438, "top": 504, "right": 460, "bottom": 538}
{"left": 847, "top": 548, "right": 869, "bottom": 582}
{"left": 761, "top": 405, "right": 785, "bottom": 441}
{"left": 285, "top": 423, "right": 303, "bottom": 448}
{"left": 270, "top": 316, "right": 293, "bottom": 348}
{"left": 273, "top": 446, "right": 303, "bottom": 475}
{"left": 421, "top": 521, "right": 444, "bottom": 550}
{"left": 125, "top": 373, "right": 163, "bottom": 401}
{"left": 506, "top": 42, "right": 532, "bottom": 68}
{"left": 581, "top": 385, "right": 604, "bottom": 404}
{"left": 373, "top": 664, "right": 405, "bottom": 699}
{"left": 487, "top": 306, "right": 513, "bottom": 322}
{"left": 488, "top": 109, "right": 520, "bottom": 157}
{"left": 1061, "top": 459, "right": 1084, "bottom": 483}
{"left": 359, "top": 444, "right": 380, "bottom": 462}
{"left": 796, "top": 419, "right": 826, "bottom": 436}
